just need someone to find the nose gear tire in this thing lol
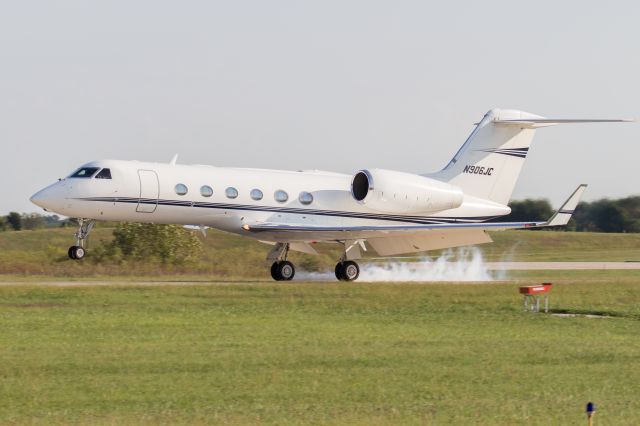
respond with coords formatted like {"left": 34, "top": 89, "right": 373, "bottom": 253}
{"left": 68, "top": 246, "right": 85, "bottom": 260}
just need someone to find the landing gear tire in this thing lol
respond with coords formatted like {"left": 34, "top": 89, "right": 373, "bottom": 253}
{"left": 68, "top": 246, "right": 85, "bottom": 260}
{"left": 335, "top": 263, "right": 345, "bottom": 281}
{"left": 67, "top": 219, "right": 94, "bottom": 261}
{"left": 335, "top": 261, "right": 359, "bottom": 282}
{"left": 270, "top": 261, "right": 295, "bottom": 281}
{"left": 270, "top": 262, "right": 280, "bottom": 280}
{"left": 279, "top": 261, "right": 295, "bottom": 281}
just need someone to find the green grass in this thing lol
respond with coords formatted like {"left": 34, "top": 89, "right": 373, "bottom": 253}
{"left": 485, "top": 231, "right": 640, "bottom": 262}
{"left": 1, "top": 227, "right": 640, "bottom": 279}
{"left": 1, "top": 273, "right": 640, "bottom": 424}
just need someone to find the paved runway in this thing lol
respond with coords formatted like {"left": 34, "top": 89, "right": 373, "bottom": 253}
{"left": 1, "top": 262, "right": 638, "bottom": 286}
{"left": 485, "top": 262, "right": 640, "bottom": 270}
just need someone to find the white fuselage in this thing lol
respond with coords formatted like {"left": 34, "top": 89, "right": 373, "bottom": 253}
{"left": 31, "top": 159, "right": 510, "bottom": 242}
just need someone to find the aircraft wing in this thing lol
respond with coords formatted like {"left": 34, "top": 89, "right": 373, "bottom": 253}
{"left": 243, "top": 220, "right": 543, "bottom": 236}
{"left": 243, "top": 185, "right": 587, "bottom": 255}
{"left": 244, "top": 222, "right": 528, "bottom": 255}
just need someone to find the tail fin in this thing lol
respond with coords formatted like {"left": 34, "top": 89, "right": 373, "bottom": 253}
{"left": 429, "top": 108, "right": 631, "bottom": 205}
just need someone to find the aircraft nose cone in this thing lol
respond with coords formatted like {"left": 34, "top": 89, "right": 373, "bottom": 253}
{"left": 30, "top": 188, "right": 52, "bottom": 210}
{"left": 30, "top": 182, "right": 66, "bottom": 212}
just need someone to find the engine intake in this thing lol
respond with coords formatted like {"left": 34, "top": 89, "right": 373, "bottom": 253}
{"left": 350, "top": 168, "right": 463, "bottom": 214}
{"left": 351, "top": 170, "right": 372, "bottom": 201}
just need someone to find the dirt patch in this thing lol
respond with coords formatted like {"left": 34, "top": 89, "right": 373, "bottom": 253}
{"left": 549, "top": 308, "right": 628, "bottom": 319}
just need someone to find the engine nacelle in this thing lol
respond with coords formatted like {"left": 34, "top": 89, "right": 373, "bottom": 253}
{"left": 351, "top": 169, "right": 464, "bottom": 214}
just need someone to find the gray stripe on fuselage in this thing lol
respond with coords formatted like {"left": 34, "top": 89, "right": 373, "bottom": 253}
{"left": 76, "top": 197, "right": 500, "bottom": 225}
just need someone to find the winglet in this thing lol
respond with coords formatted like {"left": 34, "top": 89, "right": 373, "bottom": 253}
{"left": 544, "top": 184, "right": 588, "bottom": 227}
{"left": 169, "top": 154, "right": 179, "bottom": 166}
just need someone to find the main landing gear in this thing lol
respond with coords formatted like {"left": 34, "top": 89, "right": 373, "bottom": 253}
{"left": 266, "top": 241, "right": 363, "bottom": 282}
{"left": 335, "top": 260, "right": 360, "bottom": 282}
{"left": 68, "top": 219, "right": 95, "bottom": 260}
{"left": 271, "top": 260, "right": 295, "bottom": 281}
{"left": 333, "top": 239, "right": 364, "bottom": 282}
{"left": 268, "top": 243, "right": 296, "bottom": 281}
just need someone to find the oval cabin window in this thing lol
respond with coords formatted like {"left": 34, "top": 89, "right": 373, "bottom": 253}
{"left": 175, "top": 183, "right": 188, "bottom": 196}
{"left": 250, "top": 189, "right": 263, "bottom": 201}
{"left": 200, "top": 185, "right": 213, "bottom": 197}
{"left": 274, "top": 190, "right": 288, "bottom": 203}
{"left": 225, "top": 187, "right": 238, "bottom": 199}
{"left": 299, "top": 191, "right": 313, "bottom": 205}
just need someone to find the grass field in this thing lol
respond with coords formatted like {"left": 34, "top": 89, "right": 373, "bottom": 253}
{"left": 1, "top": 271, "right": 640, "bottom": 425}
{"left": 2, "top": 227, "right": 640, "bottom": 279}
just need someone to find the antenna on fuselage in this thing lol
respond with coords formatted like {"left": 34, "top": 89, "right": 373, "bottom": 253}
{"left": 169, "top": 154, "right": 178, "bottom": 165}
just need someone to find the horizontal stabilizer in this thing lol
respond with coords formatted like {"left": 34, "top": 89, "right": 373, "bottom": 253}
{"left": 494, "top": 118, "right": 633, "bottom": 129}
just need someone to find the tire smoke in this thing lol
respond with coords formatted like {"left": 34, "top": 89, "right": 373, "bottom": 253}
{"left": 297, "top": 247, "right": 498, "bottom": 282}
{"left": 360, "top": 247, "right": 494, "bottom": 282}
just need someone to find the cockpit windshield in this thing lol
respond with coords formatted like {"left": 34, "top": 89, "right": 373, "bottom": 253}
{"left": 95, "top": 168, "right": 112, "bottom": 179}
{"left": 70, "top": 167, "right": 100, "bottom": 178}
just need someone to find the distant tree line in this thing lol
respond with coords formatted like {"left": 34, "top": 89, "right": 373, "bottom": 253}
{"left": 0, "top": 212, "right": 73, "bottom": 231}
{"left": 497, "top": 196, "right": 640, "bottom": 233}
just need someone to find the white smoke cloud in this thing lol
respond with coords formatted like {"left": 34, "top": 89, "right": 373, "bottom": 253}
{"left": 297, "top": 246, "right": 500, "bottom": 282}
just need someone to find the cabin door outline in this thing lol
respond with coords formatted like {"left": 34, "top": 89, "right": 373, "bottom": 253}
{"left": 136, "top": 170, "right": 159, "bottom": 213}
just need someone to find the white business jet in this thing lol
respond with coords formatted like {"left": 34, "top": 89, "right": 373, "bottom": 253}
{"left": 30, "top": 108, "right": 630, "bottom": 281}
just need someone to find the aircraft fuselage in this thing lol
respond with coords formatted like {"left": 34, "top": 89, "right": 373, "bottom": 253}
{"left": 31, "top": 159, "right": 509, "bottom": 242}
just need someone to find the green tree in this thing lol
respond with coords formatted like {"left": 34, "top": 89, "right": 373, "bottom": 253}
{"left": 508, "top": 199, "right": 554, "bottom": 222}
{"left": 0, "top": 216, "right": 6, "bottom": 231}
{"left": 59, "top": 218, "right": 77, "bottom": 228}
{"left": 21, "top": 213, "right": 46, "bottom": 230}
{"left": 43, "top": 215, "right": 61, "bottom": 228}
{"left": 565, "top": 196, "right": 640, "bottom": 233}
{"left": 492, "top": 199, "right": 554, "bottom": 224}
{"left": 618, "top": 196, "right": 640, "bottom": 232}
{"left": 103, "top": 223, "right": 203, "bottom": 264}
{"left": 6, "top": 212, "right": 22, "bottom": 231}
{"left": 583, "top": 200, "right": 628, "bottom": 233}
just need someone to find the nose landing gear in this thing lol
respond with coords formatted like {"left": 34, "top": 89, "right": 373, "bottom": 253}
{"left": 68, "top": 219, "right": 95, "bottom": 260}
{"left": 68, "top": 246, "right": 85, "bottom": 260}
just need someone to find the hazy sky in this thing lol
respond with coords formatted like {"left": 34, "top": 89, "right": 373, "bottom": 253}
{"left": 1, "top": 1, "right": 638, "bottom": 215}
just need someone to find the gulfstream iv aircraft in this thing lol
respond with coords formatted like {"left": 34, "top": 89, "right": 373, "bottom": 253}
{"left": 30, "top": 109, "right": 630, "bottom": 281}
